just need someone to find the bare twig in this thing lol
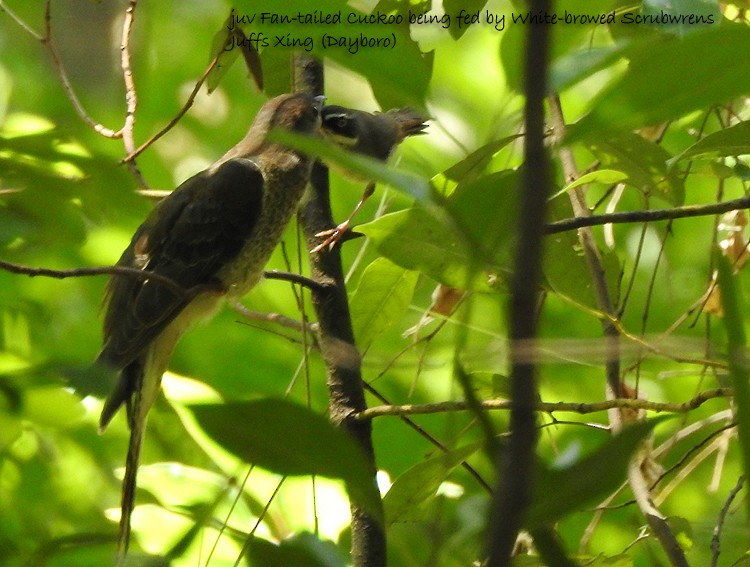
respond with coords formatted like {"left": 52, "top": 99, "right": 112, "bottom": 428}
{"left": 40, "top": 0, "right": 120, "bottom": 138}
{"left": 546, "top": 195, "right": 750, "bottom": 235}
{"left": 122, "top": 53, "right": 222, "bottom": 163}
{"left": 711, "top": 475, "right": 745, "bottom": 567}
{"left": 0, "top": 259, "right": 224, "bottom": 300}
{"left": 0, "top": 0, "right": 42, "bottom": 39}
{"left": 355, "top": 388, "right": 731, "bottom": 421}
{"left": 118, "top": 0, "right": 147, "bottom": 187}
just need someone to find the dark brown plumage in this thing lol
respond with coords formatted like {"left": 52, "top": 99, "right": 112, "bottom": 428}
{"left": 97, "top": 92, "right": 322, "bottom": 556}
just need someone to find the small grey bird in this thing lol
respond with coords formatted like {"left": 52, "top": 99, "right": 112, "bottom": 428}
{"left": 314, "top": 105, "right": 428, "bottom": 251}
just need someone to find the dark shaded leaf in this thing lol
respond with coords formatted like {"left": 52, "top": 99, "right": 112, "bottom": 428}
{"left": 526, "top": 417, "right": 668, "bottom": 529}
{"left": 190, "top": 399, "right": 382, "bottom": 519}
{"left": 570, "top": 25, "right": 750, "bottom": 139}
{"left": 245, "top": 533, "right": 347, "bottom": 567}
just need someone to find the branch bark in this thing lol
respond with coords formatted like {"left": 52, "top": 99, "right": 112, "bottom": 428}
{"left": 293, "top": 56, "right": 386, "bottom": 567}
{"left": 486, "top": 1, "right": 551, "bottom": 562}
{"left": 548, "top": 94, "right": 689, "bottom": 566}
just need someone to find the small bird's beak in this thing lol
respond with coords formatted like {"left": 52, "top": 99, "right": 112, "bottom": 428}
{"left": 313, "top": 95, "right": 326, "bottom": 112}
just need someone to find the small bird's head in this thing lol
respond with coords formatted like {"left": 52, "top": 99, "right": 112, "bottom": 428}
{"left": 320, "top": 105, "right": 428, "bottom": 162}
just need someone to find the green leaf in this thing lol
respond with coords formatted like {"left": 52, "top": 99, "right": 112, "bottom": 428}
{"left": 383, "top": 442, "right": 481, "bottom": 524}
{"left": 349, "top": 258, "right": 419, "bottom": 349}
{"left": 444, "top": 170, "right": 519, "bottom": 272}
{"left": 442, "top": 135, "right": 523, "bottom": 183}
{"left": 206, "top": 16, "right": 242, "bottom": 93}
{"left": 550, "top": 45, "right": 626, "bottom": 93}
{"left": 587, "top": 133, "right": 684, "bottom": 205}
{"left": 551, "top": 169, "right": 629, "bottom": 200}
{"left": 570, "top": 25, "right": 750, "bottom": 139}
{"left": 670, "top": 121, "right": 750, "bottom": 166}
{"left": 245, "top": 533, "right": 347, "bottom": 567}
{"left": 642, "top": 0, "right": 720, "bottom": 37}
{"left": 190, "top": 399, "right": 382, "bottom": 520}
{"left": 270, "top": 130, "right": 432, "bottom": 202}
{"left": 525, "top": 417, "right": 668, "bottom": 529}
{"left": 357, "top": 208, "right": 483, "bottom": 290}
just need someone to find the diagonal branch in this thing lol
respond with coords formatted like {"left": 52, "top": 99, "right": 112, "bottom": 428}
{"left": 548, "top": 94, "right": 688, "bottom": 566}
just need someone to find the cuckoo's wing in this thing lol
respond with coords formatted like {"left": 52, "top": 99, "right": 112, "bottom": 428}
{"left": 98, "top": 158, "right": 264, "bottom": 369}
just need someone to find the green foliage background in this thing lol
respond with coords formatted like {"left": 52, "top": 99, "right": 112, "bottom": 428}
{"left": 1, "top": 0, "right": 749, "bottom": 565}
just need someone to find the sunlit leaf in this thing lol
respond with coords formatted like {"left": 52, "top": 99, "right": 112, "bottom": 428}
{"left": 384, "top": 442, "right": 481, "bottom": 524}
{"left": 190, "top": 399, "right": 382, "bottom": 519}
{"left": 670, "top": 120, "right": 750, "bottom": 166}
{"left": 349, "top": 258, "right": 419, "bottom": 349}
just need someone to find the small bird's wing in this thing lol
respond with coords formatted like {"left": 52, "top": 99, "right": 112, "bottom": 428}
{"left": 99, "top": 158, "right": 264, "bottom": 369}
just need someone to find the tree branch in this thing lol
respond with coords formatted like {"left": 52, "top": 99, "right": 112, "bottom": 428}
{"left": 486, "top": 2, "right": 550, "bottom": 563}
{"left": 546, "top": 195, "right": 750, "bottom": 235}
{"left": 121, "top": 52, "right": 221, "bottom": 163}
{"left": 548, "top": 93, "right": 689, "bottom": 566}
{"left": 355, "top": 388, "right": 731, "bottom": 420}
{"left": 294, "top": 56, "right": 386, "bottom": 567}
{"left": 0, "top": 259, "right": 221, "bottom": 299}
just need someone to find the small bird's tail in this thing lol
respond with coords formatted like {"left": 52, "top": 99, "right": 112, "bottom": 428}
{"left": 386, "top": 108, "right": 429, "bottom": 138}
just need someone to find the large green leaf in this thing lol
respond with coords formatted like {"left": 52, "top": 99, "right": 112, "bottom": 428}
{"left": 571, "top": 25, "right": 750, "bottom": 139}
{"left": 670, "top": 120, "right": 750, "bottom": 166}
{"left": 383, "top": 442, "right": 481, "bottom": 524}
{"left": 715, "top": 256, "right": 750, "bottom": 522}
{"left": 190, "top": 399, "right": 382, "bottom": 519}
{"left": 525, "top": 417, "right": 667, "bottom": 529}
{"left": 357, "top": 207, "right": 492, "bottom": 290}
{"left": 245, "top": 533, "right": 347, "bottom": 567}
{"left": 587, "top": 133, "right": 684, "bottom": 205}
{"left": 271, "top": 130, "right": 432, "bottom": 202}
{"left": 349, "top": 258, "right": 419, "bottom": 349}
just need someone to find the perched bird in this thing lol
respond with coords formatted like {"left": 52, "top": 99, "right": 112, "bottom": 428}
{"left": 96, "top": 92, "right": 323, "bottom": 556}
{"left": 313, "top": 105, "right": 428, "bottom": 252}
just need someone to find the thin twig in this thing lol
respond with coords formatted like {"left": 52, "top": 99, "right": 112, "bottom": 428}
{"left": 40, "top": 0, "right": 120, "bottom": 138}
{"left": 118, "top": 0, "right": 147, "bottom": 186}
{"left": 122, "top": 53, "right": 222, "bottom": 162}
{"left": 355, "top": 388, "right": 731, "bottom": 421}
{"left": 710, "top": 475, "right": 745, "bottom": 567}
{"left": 546, "top": 194, "right": 750, "bottom": 235}
{"left": 0, "top": 0, "right": 42, "bottom": 39}
{"left": 0, "top": 259, "right": 219, "bottom": 299}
